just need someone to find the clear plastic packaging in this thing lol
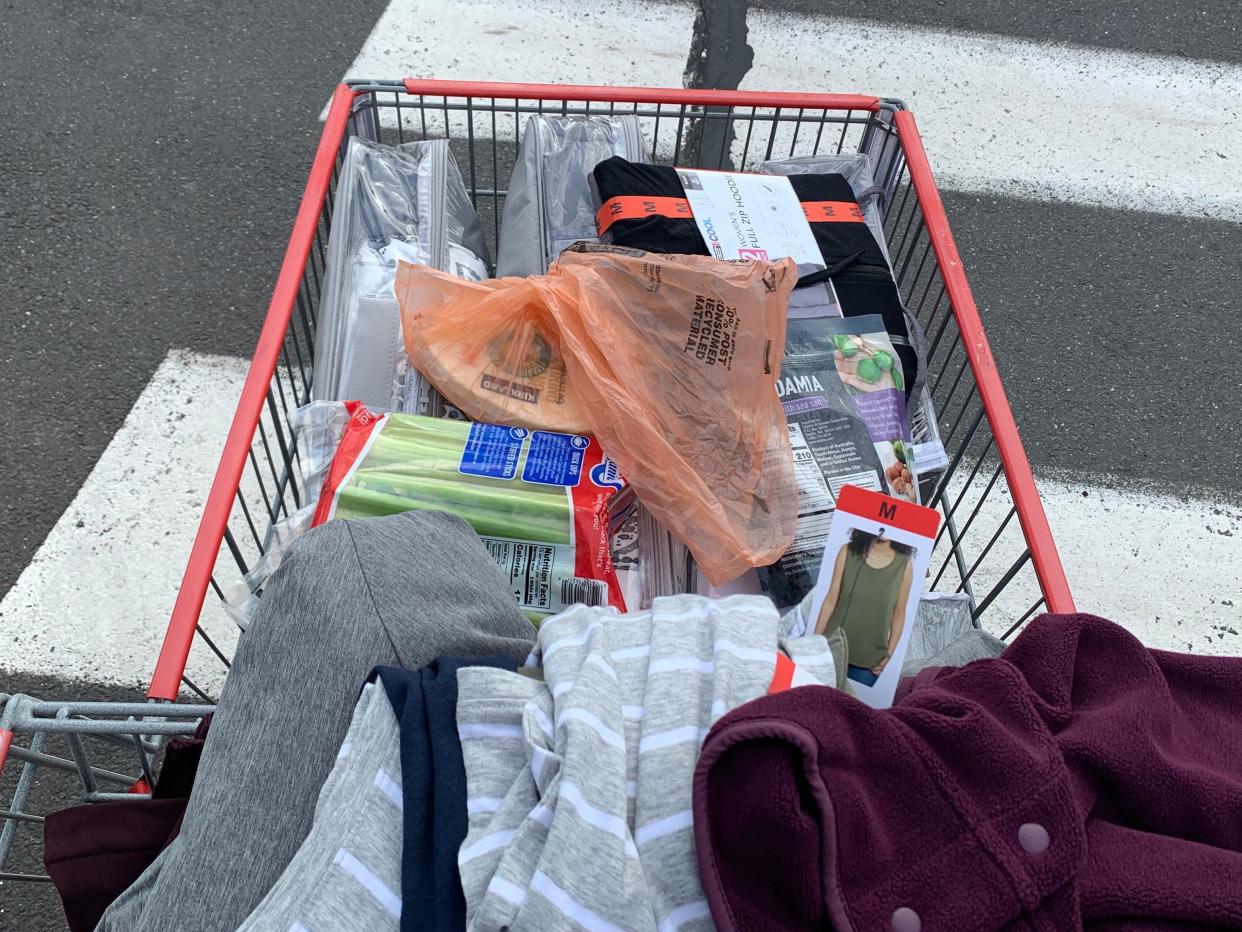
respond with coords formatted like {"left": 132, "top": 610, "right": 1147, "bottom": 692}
{"left": 902, "top": 592, "right": 980, "bottom": 670}
{"left": 312, "top": 137, "right": 490, "bottom": 412}
{"left": 398, "top": 243, "right": 801, "bottom": 584}
{"left": 758, "top": 314, "right": 918, "bottom": 609}
{"left": 692, "top": 564, "right": 763, "bottom": 598}
{"left": 496, "top": 114, "right": 647, "bottom": 277}
{"left": 611, "top": 496, "right": 695, "bottom": 611}
{"left": 222, "top": 401, "right": 354, "bottom": 627}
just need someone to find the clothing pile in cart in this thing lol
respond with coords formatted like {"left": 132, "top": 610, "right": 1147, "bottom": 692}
{"left": 42, "top": 116, "right": 1242, "bottom": 932}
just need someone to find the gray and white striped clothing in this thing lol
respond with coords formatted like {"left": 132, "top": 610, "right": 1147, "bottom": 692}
{"left": 456, "top": 594, "right": 835, "bottom": 931}
{"left": 236, "top": 682, "right": 404, "bottom": 931}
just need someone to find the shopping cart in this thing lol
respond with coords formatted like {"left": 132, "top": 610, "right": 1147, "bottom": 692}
{"left": 0, "top": 79, "right": 1074, "bottom": 888}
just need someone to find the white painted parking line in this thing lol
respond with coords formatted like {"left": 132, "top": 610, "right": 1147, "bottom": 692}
{"left": 745, "top": 13, "right": 1242, "bottom": 221}
{"left": 337, "top": 0, "right": 694, "bottom": 98}
{"left": 336, "top": 1, "right": 1241, "bottom": 221}
{"left": 0, "top": 350, "right": 247, "bottom": 692}
{"left": 935, "top": 469, "right": 1242, "bottom": 655}
{"left": 1042, "top": 475, "right": 1241, "bottom": 654}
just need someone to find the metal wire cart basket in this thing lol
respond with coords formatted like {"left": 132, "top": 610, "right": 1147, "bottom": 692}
{"left": 1, "top": 80, "right": 1074, "bottom": 885}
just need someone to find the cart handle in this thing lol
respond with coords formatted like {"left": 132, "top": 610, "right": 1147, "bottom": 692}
{"left": 893, "top": 109, "right": 1075, "bottom": 615}
{"left": 397, "top": 78, "right": 883, "bottom": 112}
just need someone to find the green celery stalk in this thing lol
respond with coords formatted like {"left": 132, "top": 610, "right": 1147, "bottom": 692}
{"left": 328, "top": 412, "right": 576, "bottom": 546}
{"left": 334, "top": 484, "right": 571, "bottom": 544}
{"left": 353, "top": 469, "right": 569, "bottom": 518}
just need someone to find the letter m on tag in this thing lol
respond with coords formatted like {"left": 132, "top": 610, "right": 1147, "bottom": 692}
{"left": 836, "top": 485, "right": 942, "bottom": 539}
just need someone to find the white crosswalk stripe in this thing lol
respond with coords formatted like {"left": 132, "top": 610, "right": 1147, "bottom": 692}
{"left": 0, "top": 351, "right": 246, "bottom": 691}
{"left": 334, "top": 0, "right": 693, "bottom": 104}
{"left": 743, "top": 13, "right": 1242, "bottom": 220}
{"left": 337, "top": 0, "right": 1242, "bottom": 220}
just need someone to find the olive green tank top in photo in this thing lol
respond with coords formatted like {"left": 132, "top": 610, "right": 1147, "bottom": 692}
{"left": 826, "top": 548, "right": 910, "bottom": 669}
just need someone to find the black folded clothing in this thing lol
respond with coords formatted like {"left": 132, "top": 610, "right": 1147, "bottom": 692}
{"left": 593, "top": 158, "right": 708, "bottom": 256}
{"left": 591, "top": 156, "right": 917, "bottom": 398}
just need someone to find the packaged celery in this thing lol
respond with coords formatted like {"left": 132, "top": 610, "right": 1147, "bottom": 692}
{"left": 312, "top": 403, "right": 626, "bottom": 620}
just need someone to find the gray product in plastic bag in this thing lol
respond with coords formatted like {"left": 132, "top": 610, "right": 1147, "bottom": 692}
{"left": 763, "top": 152, "right": 946, "bottom": 476}
{"left": 313, "top": 138, "right": 491, "bottom": 413}
{"left": 903, "top": 593, "right": 975, "bottom": 664}
{"left": 901, "top": 629, "right": 1006, "bottom": 677}
{"left": 496, "top": 114, "right": 647, "bottom": 277}
{"left": 610, "top": 500, "right": 695, "bottom": 612}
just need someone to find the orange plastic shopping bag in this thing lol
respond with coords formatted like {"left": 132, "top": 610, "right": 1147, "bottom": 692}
{"left": 396, "top": 244, "right": 799, "bottom": 584}
{"left": 393, "top": 266, "right": 591, "bottom": 432}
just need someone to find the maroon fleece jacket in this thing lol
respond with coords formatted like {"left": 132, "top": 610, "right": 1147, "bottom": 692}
{"left": 693, "top": 614, "right": 1242, "bottom": 931}
{"left": 43, "top": 717, "right": 210, "bottom": 932}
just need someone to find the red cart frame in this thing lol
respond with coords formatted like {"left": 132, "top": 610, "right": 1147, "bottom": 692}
{"left": 1, "top": 79, "right": 1073, "bottom": 884}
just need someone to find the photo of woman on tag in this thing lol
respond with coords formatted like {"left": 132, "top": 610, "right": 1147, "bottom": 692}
{"left": 806, "top": 485, "right": 938, "bottom": 708}
{"left": 814, "top": 529, "right": 915, "bottom": 687}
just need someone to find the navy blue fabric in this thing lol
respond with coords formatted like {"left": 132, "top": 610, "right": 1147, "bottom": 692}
{"left": 847, "top": 664, "right": 880, "bottom": 687}
{"left": 371, "top": 655, "right": 517, "bottom": 932}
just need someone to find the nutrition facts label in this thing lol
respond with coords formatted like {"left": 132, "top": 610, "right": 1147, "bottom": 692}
{"left": 481, "top": 536, "right": 607, "bottom": 613}
{"left": 484, "top": 538, "right": 557, "bottom": 611}
{"left": 789, "top": 421, "right": 834, "bottom": 514}
{"left": 766, "top": 423, "right": 886, "bottom": 607}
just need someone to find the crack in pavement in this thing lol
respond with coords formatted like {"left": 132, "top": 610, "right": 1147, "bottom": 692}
{"left": 681, "top": 0, "right": 754, "bottom": 168}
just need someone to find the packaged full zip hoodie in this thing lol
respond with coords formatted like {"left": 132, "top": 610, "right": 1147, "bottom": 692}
{"left": 590, "top": 157, "right": 922, "bottom": 403}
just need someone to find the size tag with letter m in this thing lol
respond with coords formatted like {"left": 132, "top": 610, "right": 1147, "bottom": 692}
{"left": 836, "top": 484, "right": 941, "bottom": 539}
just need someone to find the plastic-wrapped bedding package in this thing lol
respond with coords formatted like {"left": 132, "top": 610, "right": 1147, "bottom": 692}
{"left": 495, "top": 114, "right": 647, "bottom": 277}
{"left": 311, "top": 137, "right": 491, "bottom": 414}
{"left": 763, "top": 152, "right": 949, "bottom": 478}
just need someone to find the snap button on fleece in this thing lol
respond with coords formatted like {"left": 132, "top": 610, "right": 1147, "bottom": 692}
{"left": 1019, "top": 822, "right": 1050, "bottom": 854}
{"left": 891, "top": 906, "right": 921, "bottom": 932}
